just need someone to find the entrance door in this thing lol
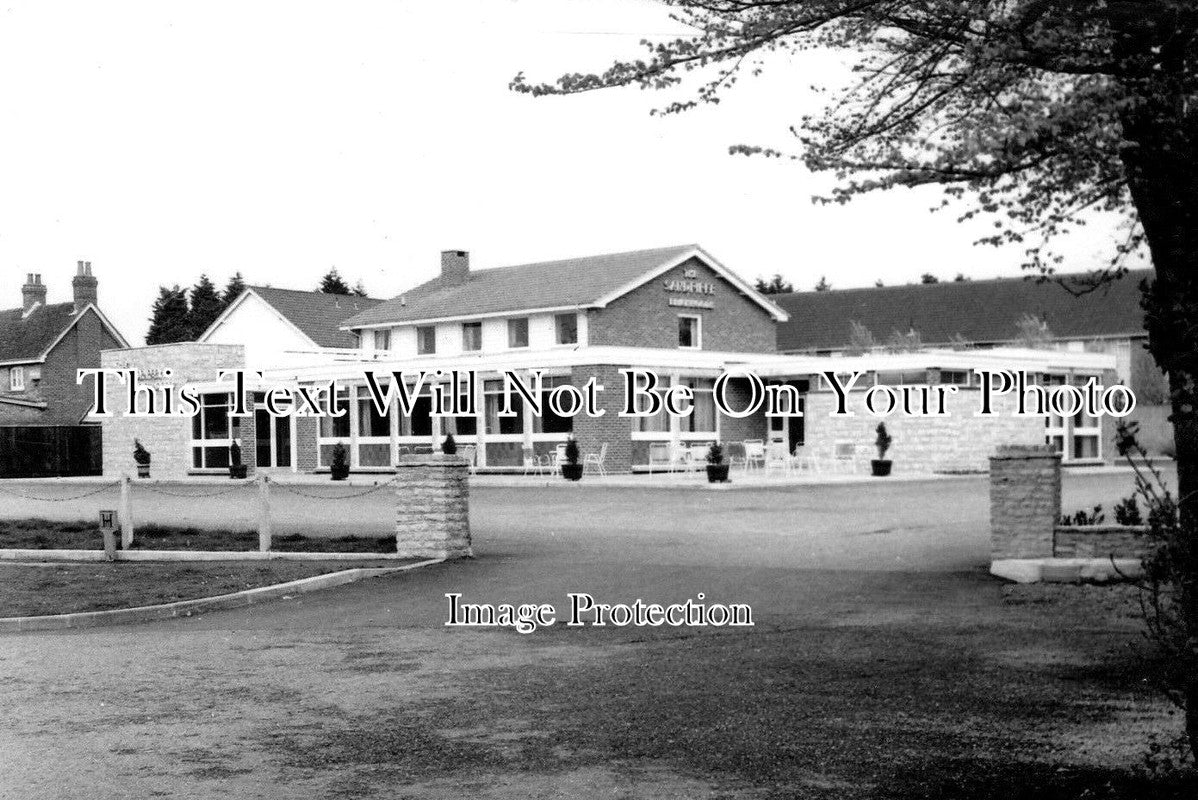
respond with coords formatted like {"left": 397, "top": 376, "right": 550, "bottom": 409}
{"left": 255, "top": 408, "right": 293, "bottom": 469}
{"left": 767, "top": 396, "right": 805, "bottom": 455}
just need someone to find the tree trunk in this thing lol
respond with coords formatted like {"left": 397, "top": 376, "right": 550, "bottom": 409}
{"left": 1119, "top": 100, "right": 1198, "bottom": 759}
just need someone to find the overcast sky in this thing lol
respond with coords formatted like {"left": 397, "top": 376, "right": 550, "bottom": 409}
{"left": 0, "top": 0, "right": 1136, "bottom": 345}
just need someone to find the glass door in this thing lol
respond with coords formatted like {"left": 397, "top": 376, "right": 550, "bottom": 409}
{"left": 255, "top": 408, "right": 294, "bottom": 468}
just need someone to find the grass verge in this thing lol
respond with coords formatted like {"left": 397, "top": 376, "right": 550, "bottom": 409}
{"left": 0, "top": 559, "right": 411, "bottom": 617}
{"left": 0, "top": 518, "right": 397, "bottom": 552}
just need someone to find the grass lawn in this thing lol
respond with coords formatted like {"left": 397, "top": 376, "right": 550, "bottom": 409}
{"left": 0, "top": 559, "right": 409, "bottom": 617}
{"left": 0, "top": 518, "right": 397, "bottom": 552}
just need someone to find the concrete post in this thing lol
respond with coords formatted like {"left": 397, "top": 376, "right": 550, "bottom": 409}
{"left": 257, "top": 474, "right": 272, "bottom": 552}
{"left": 989, "top": 444, "right": 1061, "bottom": 559}
{"left": 394, "top": 454, "right": 472, "bottom": 559}
{"left": 119, "top": 475, "right": 134, "bottom": 549}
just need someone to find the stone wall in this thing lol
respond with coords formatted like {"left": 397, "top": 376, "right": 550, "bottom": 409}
{"left": 1053, "top": 525, "right": 1150, "bottom": 560}
{"left": 394, "top": 454, "right": 472, "bottom": 559}
{"left": 100, "top": 343, "right": 245, "bottom": 479}
{"left": 989, "top": 445, "right": 1061, "bottom": 560}
{"left": 807, "top": 387, "right": 1044, "bottom": 473}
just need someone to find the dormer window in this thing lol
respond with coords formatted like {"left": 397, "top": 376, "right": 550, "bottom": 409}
{"left": 9, "top": 366, "right": 24, "bottom": 392}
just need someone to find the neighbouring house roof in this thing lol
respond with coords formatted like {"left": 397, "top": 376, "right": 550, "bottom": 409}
{"left": 0, "top": 302, "right": 128, "bottom": 364}
{"left": 774, "top": 270, "right": 1152, "bottom": 352}
{"left": 204, "top": 287, "right": 385, "bottom": 350}
{"left": 342, "top": 244, "right": 787, "bottom": 329}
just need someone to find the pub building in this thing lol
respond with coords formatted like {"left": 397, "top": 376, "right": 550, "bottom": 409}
{"left": 96, "top": 245, "right": 1120, "bottom": 478}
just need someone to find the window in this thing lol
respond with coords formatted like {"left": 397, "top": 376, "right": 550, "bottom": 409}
{"left": 683, "top": 379, "right": 717, "bottom": 433}
{"left": 416, "top": 326, "right": 436, "bottom": 355}
{"left": 534, "top": 376, "right": 574, "bottom": 435}
{"left": 462, "top": 322, "right": 482, "bottom": 352}
{"left": 938, "top": 370, "right": 972, "bottom": 386}
{"left": 484, "top": 379, "right": 523, "bottom": 436}
{"left": 372, "top": 329, "right": 391, "bottom": 351}
{"left": 317, "top": 386, "right": 351, "bottom": 468}
{"left": 555, "top": 313, "right": 578, "bottom": 345}
{"left": 507, "top": 317, "right": 529, "bottom": 348}
{"left": 678, "top": 315, "right": 701, "bottom": 349}
{"left": 190, "top": 393, "right": 236, "bottom": 470}
{"left": 9, "top": 366, "right": 24, "bottom": 392}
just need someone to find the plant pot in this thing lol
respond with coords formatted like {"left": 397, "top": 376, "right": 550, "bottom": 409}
{"left": 871, "top": 459, "right": 892, "bottom": 477}
{"left": 560, "top": 463, "right": 584, "bottom": 481}
{"left": 229, "top": 464, "right": 248, "bottom": 479}
{"left": 135, "top": 463, "right": 150, "bottom": 479}
{"left": 706, "top": 463, "right": 730, "bottom": 483}
{"left": 330, "top": 466, "right": 350, "bottom": 481}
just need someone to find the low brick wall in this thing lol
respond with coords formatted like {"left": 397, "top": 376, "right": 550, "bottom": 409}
{"left": 1053, "top": 525, "right": 1150, "bottom": 560}
{"left": 394, "top": 455, "right": 472, "bottom": 560}
{"left": 989, "top": 444, "right": 1061, "bottom": 560}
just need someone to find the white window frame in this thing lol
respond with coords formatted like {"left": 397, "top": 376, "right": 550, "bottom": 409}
{"left": 190, "top": 392, "right": 234, "bottom": 471}
{"left": 9, "top": 366, "right": 24, "bottom": 392}
{"left": 554, "top": 313, "right": 578, "bottom": 345}
{"left": 677, "top": 315, "right": 702, "bottom": 350}
{"left": 416, "top": 326, "right": 436, "bottom": 355}
{"left": 372, "top": 329, "right": 391, "bottom": 351}
{"left": 507, "top": 317, "right": 529, "bottom": 349}
{"left": 462, "top": 321, "right": 483, "bottom": 352}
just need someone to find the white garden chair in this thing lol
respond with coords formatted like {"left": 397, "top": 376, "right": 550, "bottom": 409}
{"left": 742, "top": 439, "right": 766, "bottom": 470}
{"left": 584, "top": 442, "right": 609, "bottom": 476}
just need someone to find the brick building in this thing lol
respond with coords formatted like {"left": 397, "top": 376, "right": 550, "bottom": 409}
{"left": 95, "top": 245, "right": 1119, "bottom": 477}
{"left": 0, "top": 263, "right": 128, "bottom": 425}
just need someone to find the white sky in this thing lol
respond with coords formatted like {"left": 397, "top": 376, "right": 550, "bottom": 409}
{"left": 0, "top": 0, "right": 1134, "bottom": 345}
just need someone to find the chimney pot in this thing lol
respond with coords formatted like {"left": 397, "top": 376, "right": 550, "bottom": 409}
{"left": 440, "top": 250, "right": 470, "bottom": 286}
{"left": 72, "top": 259, "right": 99, "bottom": 310}
{"left": 21, "top": 272, "right": 47, "bottom": 315}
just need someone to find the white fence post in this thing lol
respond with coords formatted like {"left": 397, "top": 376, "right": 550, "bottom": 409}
{"left": 119, "top": 475, "right": 134, "bottom": 549}
{"left": 258, "top": 474, "right": 272, "bottom": 552}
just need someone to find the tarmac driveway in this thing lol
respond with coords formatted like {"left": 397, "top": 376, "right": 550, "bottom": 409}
{"left": 0, "top": 469, "right": 1177, "bottom": 799}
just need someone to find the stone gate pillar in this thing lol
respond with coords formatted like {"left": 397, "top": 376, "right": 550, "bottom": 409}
{"left": 394, "top": 454, "right": 472, "bottom": 559}
{"left": 989, "top": 444, "right": 1061, "bottom": 560}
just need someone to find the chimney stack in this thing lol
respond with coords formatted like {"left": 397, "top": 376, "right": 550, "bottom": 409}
{"left": 440, "top": 250, "right": 469, "bottom": 286}
{"left": 72, "top": 260, "right": 98, "bottom": 311}
{"left": 21, "top": 273, "right": 46, "bottom": 315}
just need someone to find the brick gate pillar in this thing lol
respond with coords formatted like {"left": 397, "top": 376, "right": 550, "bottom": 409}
{"left": 394, "top": 454, "right": 472, "bottom": 559}
{"left": 989, "top": 444, "right": 1061, "bottom": 559}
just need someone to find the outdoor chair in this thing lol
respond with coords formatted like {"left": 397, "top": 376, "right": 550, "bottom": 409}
{"left": 831, "top": 441, "right": 863, "bottom": 473}
{"left": 742, "top": 439, "right": 766, "bottom": 470}
{"left": 726, "top": 441, "right": 748, "bottom": 470}
{"left": 764, "top": 442, "right": 791, "bottom": 473}
{"left": 459, "top": 444, "right": 477, "bottom": 474}
{"left": 668, "top": 442, "right": 693, "bottom": 473}
{"left": 791, "top": 445, "right": 821, "bottom": 473}
{"left": 583, "top": 442, "right": 609, "bottom": 476}
{"left": 648, "top": 442, "right": 672, "bottom": 471}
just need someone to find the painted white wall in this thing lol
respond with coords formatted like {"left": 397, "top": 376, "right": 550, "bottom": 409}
{"left": 201, "top": 292, "right": 317, "bottom": 368}
{"left": 362, "top": 311, "right": 588, "bottom": 359}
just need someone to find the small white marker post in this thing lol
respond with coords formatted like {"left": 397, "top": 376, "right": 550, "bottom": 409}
{"left": 257, "top": 474, "right": 272, "bottom": 553}
{"left": 99, "top": 509, "right": 118, "bottom": 560}
{"left": 119, "top": 475, "right": 134, "bottom": 549}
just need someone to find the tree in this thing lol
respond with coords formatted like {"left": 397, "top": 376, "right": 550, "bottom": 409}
{"left": 222, "top": 272, "right": 247, "bottom": 306}
{"left": 814, "top": 276, "right": 831, "bottom": 292}
{"left": 885, "top": 328, "right": 923, "bottom": 353}
{"left": 1014, "top": 313, "right": 1055, "bottom": 349}
{"left": 145, "top": 286, "right": 191, "bottom": 345}
{"left": 919, "top": 273, "right": 940, "bottom": 284}
{"left": 755, "top": 273, "right": 794, "bottom": 294}
{"left": 845, "top": 320, "right": 878, "bottom": 356}
{"left": 352, "top": 279, "right": 369, "bottom": 298}
{"left": 319, "top": 268, "right": 352, "bottom": 295}
{"left": 954, "top": 273, "right": 970, "bottom": 282}
{"left": 514, "top": 1, "right": 1198, "bottom": 755}
{"left": 188, "top": 275, "right": 224, "bottom": 339}
{"left": 874, "top": 279, "right": 885, "bottom": 288}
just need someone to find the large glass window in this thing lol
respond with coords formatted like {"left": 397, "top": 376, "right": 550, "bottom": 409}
{"left": 634, "top": 383, "right": 669, "bottom": 434}
{"left": 507, "top": 317, "right": 529, "bottom": 348}
{"left": 462, "top": 322, "right": 483, "bottom": 352}
{"left": 417, "top": 326, "right": 436, "bottom": 355}
{"left": 190, "top": 393, "right": 235, "bottom": 470}
{"left": 484, "top": 379, "right": 523, "bottom": 435}
{"left": 373, "top": 329, "right": 391, "bottom": 351}
{"left": 555, "top": 313, "right": 578, "bottom": 345}
{"left": 356, "top": 386, "right": 390, "bottom": 437}
{"left": 684, "top": 379, "right": 717, "bottom": 433}
{"left": 319, "top": 386, "right": 351, "bottom": 439}
{"left": 534, "top": 376, "right": 574, "bottom": 435}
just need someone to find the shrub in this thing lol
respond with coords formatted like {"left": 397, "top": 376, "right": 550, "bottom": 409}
{"left": 229, "top": 440, "right": 243, "bottom": 467}
{"left": 1058, "top": 505, "right": 1104, "bottom": 526}
{"left": 564, "top": 438, "right": 580, "bottom": 465}
{"left": 875, "top": 423, "right": 892, "bottom": 460}
{"left": 706, "top": 443, "right": 724, "bottom": 465}
{"left": 441, "top": 433, "right": 457, "bottom": 455}
{"left": 331, "top": 443, "right": 349, "bottom": 472}
{"left": 133, "top": 439, "right": 151, "bottom": 465}
{"left": 1115, "top": 495, "right": 1145, "bottom": 526}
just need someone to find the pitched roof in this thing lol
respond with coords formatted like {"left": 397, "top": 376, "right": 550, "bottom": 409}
{"left": 774, "top": 270, "right": 1152, "bottom": 352}
{"left": 0, "top": 302, "right": 92, "bottom": 363}
{"left": 343, "top": 244, "right": 785, "bottom": 328}
{"left": 239, "top": 286, "right": 384, "bottom": 349}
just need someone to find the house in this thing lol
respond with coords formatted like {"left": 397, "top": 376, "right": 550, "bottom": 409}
{"left": 198, "top": 285, "right": 383, "bottom": 367}
{"left": 0, "top": 263, "right": 129, "bottom": 425}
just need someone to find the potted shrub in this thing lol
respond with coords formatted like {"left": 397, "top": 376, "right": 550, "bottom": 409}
{"left": 330, "top": 442, "right": 350, "bottom": 481}
{"left": 133, "top": 439, "right": 151, "bottom": 479}
{"left": 705, "top": 443, "right": 730, "bottom": 483}
{"left": 228, "top": 440, "right": 248, "bottom": 479}
{"left": 560, "top": 438, "right": 584, "bottom": 481}
{"left": 871, "top": 423, "right": 893, "bottom": 477}
{"left": 441, "top": 433, "right": 457, "bottom": 455}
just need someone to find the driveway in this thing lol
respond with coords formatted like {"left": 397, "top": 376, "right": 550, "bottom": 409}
{"left": 0, "top": 469, "right": 1179, "bottom": 799}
